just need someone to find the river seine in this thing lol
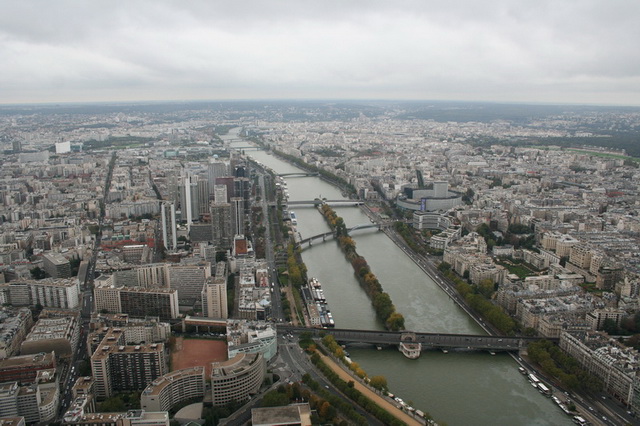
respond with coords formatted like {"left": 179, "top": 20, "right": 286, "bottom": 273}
{"left": 228, "top": 132, "right": 571, "bottom": 425}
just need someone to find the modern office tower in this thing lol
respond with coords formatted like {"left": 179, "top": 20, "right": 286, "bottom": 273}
{"left": 8, "top": 279, "right": 80, "bottom": 309}
{"left": 233, "top": 164, "right": 246, "bottom": 178}
{"left": 210, "top": 353, "right": 265, "bottom": 406}
{"left": 91, "top": 329, "right": 167, "bottom": 399}
{"left": 233, "top": 177, "right": 251, "bottom": 213}
{"left": 119, "top": 287, "right": 179, "bottom": 320}
{"left": 230, "top": 197, "right": 244, "bottom": 236}
{"left": 210, "top": 202, "right": 233, "bottom": 250}
{"left": 197, "top": 177, "right": 210, "bottom": 216}
{"left": 201, "top": 277, "right": 228, "bottom": 319}
{"left": 213, "top": 184, "right": 228, "bottom": 204}
{"left": 214, "top": 176, "right": 235, "bottom": 205}
{"left": 166, "top": 171, "right": 182, "bottom": 206}
{"left": 207, "top": 160, "right": 229, "bottom": 189}
{"left": 141, "top": 367, "right": 205, "bottom": 413}
{"left": 42, "top": 252, "right": 71, "bottom": 278}
{"left": 167, "top": 262, "right": 211, "bottom": 305}
{"left": 160, "top": 202, "right": 177, "bottom": 251}
{"left": 180, "top": 175, "right": 199, "bottom": 229}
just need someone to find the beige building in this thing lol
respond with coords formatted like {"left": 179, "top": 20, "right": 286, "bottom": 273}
{"left": 141, "top": 367, "right": 205, "bottom": 412}
{"left": 210, "top": 353, "right": 265, "bottom": 406}
{"left": 569, "top": 244, "right": 593, "bottom": 269}
{"left": 560, "top": 331, "right": 640, "bottom": 412}
{"left": 201, "top": 277, "right": 228, "bottom": 319}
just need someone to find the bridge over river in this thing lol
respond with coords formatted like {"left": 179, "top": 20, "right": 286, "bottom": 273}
{"left": 297, "top": 222, "right": 389, "bottom": 250}
{"left": 277, "top": 325, "right": 553, "bottom": 353}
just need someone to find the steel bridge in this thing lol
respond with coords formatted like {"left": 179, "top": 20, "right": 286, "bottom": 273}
{"left": 277, "top": 325, "right": 552, "bottom": 353}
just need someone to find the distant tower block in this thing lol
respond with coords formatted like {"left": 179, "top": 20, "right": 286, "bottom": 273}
{"left": 161, "top": 202, "right": 178, "bottom": 251}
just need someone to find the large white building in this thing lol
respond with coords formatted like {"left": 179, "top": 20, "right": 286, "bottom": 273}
{"left": 8, "top": 279, "right": 80, "bottom": 309}
{"left": 94, "top": 280, "right": 179, "bottom": 320}
{"left": 397, "top": 181, "right": 463, "bottom": 212}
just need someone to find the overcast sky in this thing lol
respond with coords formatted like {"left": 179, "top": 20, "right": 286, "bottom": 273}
{"left": 1, "top": 1, "right": 639, "bottom": 105}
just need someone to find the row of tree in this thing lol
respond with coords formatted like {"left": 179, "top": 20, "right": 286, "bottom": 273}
{"left": 262, "top": 383, "right": 342, "bottom": 424}
{"left": 393, "top": 222, "right": 427, "bottom": 256}
{"left": 308, "top": 350, "right": 407, "bottom": 426}
{"left": 320, "top": 204, "right": 405, "bottom": 331}
{"left": 285, "top": 242, "right": 307, "bottom": 289}
{"left": 438, "top": 262, "right": 516, "bottom": 334}
{"left": 528, "top": 340, "right": 603, "bottom": 393}
{"left": 301, "top": 374, "right": 368, "bottom": 425}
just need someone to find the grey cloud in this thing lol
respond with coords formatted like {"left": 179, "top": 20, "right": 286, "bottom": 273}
{"left": 0, "top": 0, "right": 639, "bottom": 104}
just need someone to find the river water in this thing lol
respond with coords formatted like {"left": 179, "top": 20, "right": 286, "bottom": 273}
{"left": 228, "top": 132, "right": 571, "bottom": 425}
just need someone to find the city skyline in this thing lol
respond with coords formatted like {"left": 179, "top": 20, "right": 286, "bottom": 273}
{"left": 2, "top": 1, "right": 639, "bottom": 106}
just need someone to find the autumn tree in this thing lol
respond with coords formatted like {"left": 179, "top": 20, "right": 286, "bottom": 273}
{"left": 369, "top": 375, "right": 388, "bottom": 391}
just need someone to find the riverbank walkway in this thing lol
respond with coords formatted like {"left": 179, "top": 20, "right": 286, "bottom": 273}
{"left": 318, "top": 353, "right": 423, "bottom": 426}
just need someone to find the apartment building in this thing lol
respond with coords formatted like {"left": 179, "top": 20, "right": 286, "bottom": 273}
{"left": 91, "top": 329, "right": 167, "bottom": 399}
{"left": 210, "top": 353, "right": 265, "bottom": 406}
{"left": 140, "top": 367, "right": 205, "bottom": 412}
{"left": 8, "top": 278, "right": 80, "bottom": 309}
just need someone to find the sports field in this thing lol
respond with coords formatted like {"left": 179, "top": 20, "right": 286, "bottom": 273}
{"left": 171, "top": 337, "right": 228, "bottom": 377}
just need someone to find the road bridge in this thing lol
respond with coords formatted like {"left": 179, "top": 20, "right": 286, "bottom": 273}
{"left": 278, "top": 325, "right": 552, "bottom": 352}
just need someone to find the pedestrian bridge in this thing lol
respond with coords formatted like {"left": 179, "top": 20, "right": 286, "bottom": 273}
{"left": 277, "top": 325, "right": 552, "bottom": 352}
